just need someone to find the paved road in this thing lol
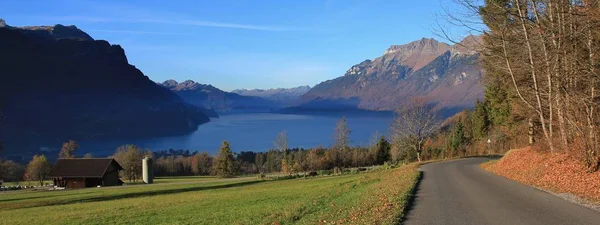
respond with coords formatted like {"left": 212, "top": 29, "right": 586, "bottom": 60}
{"left": 404, "top": 158, "right": 600, "bottom": 225}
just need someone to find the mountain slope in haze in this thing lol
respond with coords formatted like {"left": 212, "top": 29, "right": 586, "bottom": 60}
{"left": 0, "top": 21, "right": 210, "bottom": 154}
{"left": 299, "top": 36, "right": 483, "bottom": 116}
{"left": 231, "top": 85, "right": 310, "bottom": 106}
{"left": 161, "top": 80, "right": 278, "bottom": 113}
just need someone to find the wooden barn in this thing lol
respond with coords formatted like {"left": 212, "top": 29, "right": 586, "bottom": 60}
{"left": 47, "top": 158, "right": 124, "bottom": 189}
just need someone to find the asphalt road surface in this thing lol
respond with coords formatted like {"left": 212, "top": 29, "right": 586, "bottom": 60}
{"left": 403, "top": 158, "right": 600, "bottom": 225}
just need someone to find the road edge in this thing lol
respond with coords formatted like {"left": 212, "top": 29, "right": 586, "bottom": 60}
{"left": 397, "top": 170, "right": 423, "bottom": 224}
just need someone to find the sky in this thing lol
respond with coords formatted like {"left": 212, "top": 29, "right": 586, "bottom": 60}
{"left": 0, "top": 0, "right": 471, "bottom": 91}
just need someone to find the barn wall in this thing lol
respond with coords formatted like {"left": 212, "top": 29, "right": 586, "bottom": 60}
{"left": 85, "top": 178, "right": 103, "bottom": 187}
{"left": 102, "top": 164, "right": 121, "bottom": 186}
{"left": 66, "top": 178, "right": 86, "bottom": 189}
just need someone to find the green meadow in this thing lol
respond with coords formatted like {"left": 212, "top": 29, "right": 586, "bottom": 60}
{"left": 0, "top": 165, "right": 419, "bottom": 225}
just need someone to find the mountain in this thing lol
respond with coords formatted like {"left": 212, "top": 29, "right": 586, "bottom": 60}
{"left": 0, "top": 21, "right": 210, "bottom": 154}
{"left": 231, "top": 86, "right": 310, "bottom": 106}
{"left": 160, "top": 80, "right": 277, "bottom": 113}
{"left": 298, "top": 36, "right": 483, "bottom": 117}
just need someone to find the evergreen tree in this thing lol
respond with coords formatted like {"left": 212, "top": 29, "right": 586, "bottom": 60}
{"left": 472, "top": 100, "right": 491, "bottom": 140}
{"left": 484, "top": 83, "right": 511, "bottom": 127}
{"left": 371, "top": 137, "right": 391, "bottom": 165}
{"left": 451, "top": 120, "right": 466, "bottom": 153}
{"left": 214, "top": 141, "right": 237, "bottom": 178}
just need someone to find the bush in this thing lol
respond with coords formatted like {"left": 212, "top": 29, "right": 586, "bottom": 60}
{"left": 318, "top": 169, "right": 333, "bottom": 176}
{"left": 343, "top": 168, "right": 360, "bottom": 174}
{"left": 383, "top": 162, "right": 391, "bottom": 170}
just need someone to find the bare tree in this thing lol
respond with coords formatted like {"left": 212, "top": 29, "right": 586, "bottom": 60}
{"left": 59, "top": 140, "right": 78, "bottom": 159}
{"left": 273, "top": 130, "right": 288, "bottom": 152}
{"left": 333, "top": 117, "right": 351, "bottom": 150}
{"left": 391, "top": 100, "right": 438, "bottom": 162}
{"left": 112, "top": 145, "right": 144, "bottom": 182}
{"left": 191, "top": 152, "right": 213, "bottom": 175}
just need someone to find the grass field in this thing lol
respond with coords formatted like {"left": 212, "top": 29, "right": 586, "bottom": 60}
{"left": 0, "top": 165, "right": 419, "bottom": 225}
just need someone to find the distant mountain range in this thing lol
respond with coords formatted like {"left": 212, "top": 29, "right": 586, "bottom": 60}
{"left": 160, "top": 80, "right": 278, "bottom": 114}
{"left": 0, "top": 21, "right": 210, "bottom": 154}
{"left": 296, "top": 36, "right": 483, "bottom": 117}
{"left": 0, "top": 19, "right": 485, "bottom": 156}
{"left": 231, "top": 86, "right": 310, "bottom": 106}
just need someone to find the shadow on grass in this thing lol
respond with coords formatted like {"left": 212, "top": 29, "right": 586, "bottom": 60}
{"left": 0, "top": 192, "right": 84, "bottom": 203}
{"left": 10, "top": 180, "right": 265, "bottom": 210}
{"left": 399, "top": 170, "right": 424, "bottom": 224}
{"left": 154, "top": 176, "right": 216, "bottom": 180}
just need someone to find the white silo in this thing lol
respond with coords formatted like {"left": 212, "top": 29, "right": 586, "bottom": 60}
{"left": 142, "top": 157, "right": 154, "bottom": 184}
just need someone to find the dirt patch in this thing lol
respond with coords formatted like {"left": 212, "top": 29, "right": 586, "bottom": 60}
{"left": 482, "top": 147, "right": 600, "bottom": 203}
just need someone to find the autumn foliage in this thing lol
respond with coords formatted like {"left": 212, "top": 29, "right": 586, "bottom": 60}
{"left": 483, "top": 147, "right": 600, "bottom": 202}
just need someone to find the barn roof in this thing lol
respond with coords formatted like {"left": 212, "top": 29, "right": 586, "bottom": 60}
{"left": 47, "top": 158, "right": 123, "bottom": 178}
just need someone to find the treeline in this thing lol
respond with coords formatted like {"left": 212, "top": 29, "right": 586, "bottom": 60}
{"left": 151, "top": 140, "right": 392, "bottom": 176}
{"left": 445, "top": 0, "right": 600, "bottom": 171}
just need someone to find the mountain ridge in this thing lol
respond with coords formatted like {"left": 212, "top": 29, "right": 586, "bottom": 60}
{"left": 160, "top": 79, "right": 278, "bottom": 114}
{"left": 298, "top": 36, "right": 483, "bottom": 116}
{"left": 231, "top": 85, "right": 310, "bottom": 105}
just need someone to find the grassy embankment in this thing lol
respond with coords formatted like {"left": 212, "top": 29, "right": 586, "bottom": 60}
{"left": 0, "top": 164, "right": 419, "bottom": 225}
{"left": 482, "top": 147, "right": 600, "bottom": 203}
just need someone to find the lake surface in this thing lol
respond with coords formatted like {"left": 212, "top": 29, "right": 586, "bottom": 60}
{"left": 79, "top": 113, "right": 394, "bottom": 156}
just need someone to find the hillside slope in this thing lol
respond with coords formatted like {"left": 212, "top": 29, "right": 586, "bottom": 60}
{"left": 161, "top": 80, "right": 277, "bottom": 113}
{"left": 0, "top": 22, "right": 210, "bottom": 153}
{"left": 300, "top": 36, "right": 483, "bottom": 116}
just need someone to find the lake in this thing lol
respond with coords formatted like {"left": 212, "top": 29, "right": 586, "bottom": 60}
{"left": 78, "top": 113, "right": 394, "bottom": 156}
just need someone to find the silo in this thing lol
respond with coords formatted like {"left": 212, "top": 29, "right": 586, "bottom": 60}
{"left": 142, "top": 157, "right": 154, "bottom": 184}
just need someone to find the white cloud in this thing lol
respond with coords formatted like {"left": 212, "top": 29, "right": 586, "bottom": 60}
{"left": 41, "top": 16, "right": 302, "bottom": 31}
{"left": 87, "top": 29, "right": 193, "bottom": 35}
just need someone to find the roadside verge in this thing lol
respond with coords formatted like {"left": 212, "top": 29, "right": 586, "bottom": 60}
{"left": 481, "top": 147, "right": 600, "bottom": 211}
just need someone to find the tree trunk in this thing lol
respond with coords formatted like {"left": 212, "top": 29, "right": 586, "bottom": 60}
{"left": 516, "top": 0, "right": 554, "bottom": 152}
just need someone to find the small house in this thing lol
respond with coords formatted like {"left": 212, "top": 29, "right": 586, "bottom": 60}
{"left": 47, "top": 158, "right": 123, "bottom": 188}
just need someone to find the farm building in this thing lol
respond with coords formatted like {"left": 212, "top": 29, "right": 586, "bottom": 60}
{"left": 47, "top": 158, "right": 123, "bottom": 188}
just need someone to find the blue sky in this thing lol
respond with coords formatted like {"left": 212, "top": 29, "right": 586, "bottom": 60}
{"left": 1, "top": 0, "right": 470, "bottom": 91}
